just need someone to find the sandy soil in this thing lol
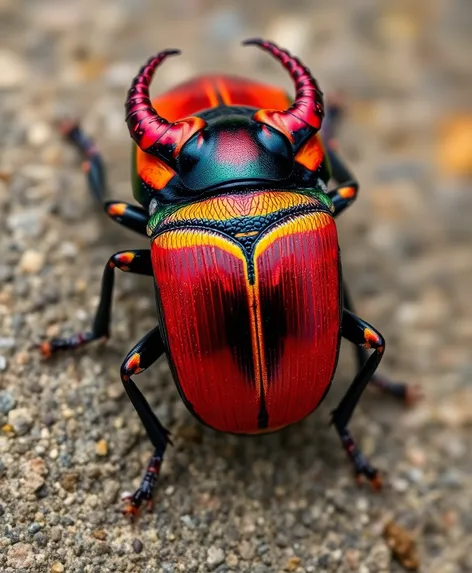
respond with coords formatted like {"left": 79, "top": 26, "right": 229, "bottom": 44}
{"left": 1, "top": 1, "right": 471, "bottom": 572}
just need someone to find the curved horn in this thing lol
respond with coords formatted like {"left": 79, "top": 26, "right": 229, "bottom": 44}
{"left": 125, "top": 50, "right": 205, "bottom": 160}
{"left": 243, "top": 39, "right": 324, "bottom": 146}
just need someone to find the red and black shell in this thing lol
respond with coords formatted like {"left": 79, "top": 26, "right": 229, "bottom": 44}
{"left": 149, "top": 189, "right": 341, "bottom": 433}
{"left": 125, "top": 39, "right": 342, "bottom": 434}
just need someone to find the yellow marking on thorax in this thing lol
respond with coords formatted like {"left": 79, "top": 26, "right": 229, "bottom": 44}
{"left": 234, "top": 231, "right": 259, "bottom": 238}
{"left": 164, "top": 191, "right": 317, "bottom": 224}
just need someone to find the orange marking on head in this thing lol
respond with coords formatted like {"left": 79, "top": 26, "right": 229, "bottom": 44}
{"left": 136, "top": 149, "right": 176, "bottom": 191}
{"left": 171, "top": 117, "right": 206, "bottom": 156}
{"left": 253, "top": 109, "right": 294, "bottom": 143}
{"left": 108, "top": 261, "right": 116, "bottom": 269}
{"left": 295, "top": 134, "right": 325, "bottom": 171}
{"left": 107, "top": 203, "right": 127, "bottom": 217}
{"left": 339, "top": 186, "right": 356, "bottom": 199}
{"left": 364, "top": 327, "right": 381, "bottom": 349}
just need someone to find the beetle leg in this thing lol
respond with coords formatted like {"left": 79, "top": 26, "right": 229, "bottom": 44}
{"left": 104, "top": 201, "right": 148, "bottom": 235}
{"left": 320, "top": 96, "right": 360, "bottom": 217}
{"left": 342, "top": 283, "right": 421, "bottom": 405}
{"left": 60, "top": 121, "right": 149, "bottom": 234}
{"left": 39, "top": 249, "right": 153, "bottom": 357}
{"left": 332, "top": 310, "right": 385, "bottom": 489}
{"left": 119, "top": 326, "right": 171, "bottom": 521}
{"left": 328, "top": 181, "right": 359, "bottom": 217}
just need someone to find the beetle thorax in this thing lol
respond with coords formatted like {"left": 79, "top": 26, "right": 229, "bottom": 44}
{"left": 177, "top": 115, "right": 294, "bottom": 191}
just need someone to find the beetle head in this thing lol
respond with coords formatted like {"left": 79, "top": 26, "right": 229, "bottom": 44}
{"left": 125, "top": 39, "right": 324, "bottom": 192}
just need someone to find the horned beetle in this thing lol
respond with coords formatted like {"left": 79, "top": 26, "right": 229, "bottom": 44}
{"left": 40, "top": 39, "right": 418, "bottom": 519}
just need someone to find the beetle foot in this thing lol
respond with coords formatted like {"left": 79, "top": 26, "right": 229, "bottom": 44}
{"left": 371, "top": 374, "right": 423, "bottom": 407}
{"left": 121, "top": 454, "right": 162, "bottom": 522}
{"left": 355, "top": 467, "right": 383, "bottom": 492}
{"left": 333, "top": 424, "right": 383, "bottom": 491}
{"left": 121, "top": 490, "right": 153, "bottom": 523}
{"left": 36, "top": 331, "right": 103, "bottom": 358}
{"left": 404, "top": 384, "right": 424, "bottom": 407}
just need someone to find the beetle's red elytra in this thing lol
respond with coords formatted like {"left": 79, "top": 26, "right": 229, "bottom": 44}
{"left": 41, "top": 38, "right": 416, "bottom": 521}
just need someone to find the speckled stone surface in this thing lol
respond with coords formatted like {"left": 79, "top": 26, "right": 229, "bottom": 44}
{"left": 1, "top": 1, "right": 471, "bottom": 572}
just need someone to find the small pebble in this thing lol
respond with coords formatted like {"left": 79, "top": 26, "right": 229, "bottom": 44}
{"left": 7, "top": 542, "right": 35, "bottom": 568}
{"left": 7, "top": 407, "right": 33, "bottom": 435}
{"left": 226, "top": 553, "right": 238, "bottom": 567}
{"left": 0, "top": 50, "right": 28, "bottom": 88}
{"left": 19, "top": 250, "right": 46, "bottom": 274}
{"left": 207, "top": 546, "right": 225, "bottom": 570}
{"left": 345, "top": 549, "right": 361, "bottom": 570}
{"left": 238, "top": 540, "right": 255, "bottom": 561}
{"left": 91, "top": 529, "right": 107, "bottom": 541}
{"left": 50, "top": 526, "right": 62, "bottom": 542}
{"left": 180, "top": 514, "right": 196, "bottom": 529}
{"left": 103, "top": 479, "right": 120, "bottom": 504}
{"left": 132, "top": 538, "right": 143, "bottom": 554}
{"left": 0, "top": 391, "right": 16, "bottom": 415}
{"left": 33, "top": 531, "right": 48, "bottom": 547}
{"left": 27, "top": 122, "right": 52, "bottom": 147}
{"left": 95, "top": 439, "right": 108, "bottom": 456}
{"left": 286, "top": 556, "right": 302, "bottom": 571}
{"left": 51, "top": 562, "right": 65, "bottom": 573}
{"left": 0, "top": 337, "right": 15, "bottom": 349}
{"left": 28, "top": 523, "right": 41, "bottom": 535}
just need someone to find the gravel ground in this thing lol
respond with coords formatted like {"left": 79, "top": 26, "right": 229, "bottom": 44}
{"left": 1, "top": 1, "right": 472, "bottom": 572}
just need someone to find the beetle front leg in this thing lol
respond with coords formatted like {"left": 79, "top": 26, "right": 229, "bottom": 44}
{"left": 120, "top": 326, "right": 171, "bottom": 521}
{"left": 39, "top": 249, "right": 153, "bottom": 357}
{"left": 60, "top": 121, "right": 149, "bottom": 235}
{"left": 332, "top": 310, "right": 385, "bottom": 489}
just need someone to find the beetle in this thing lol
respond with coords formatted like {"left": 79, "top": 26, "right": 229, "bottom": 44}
{"left": 40, "top": 39, "right": 417, "bottom": 519}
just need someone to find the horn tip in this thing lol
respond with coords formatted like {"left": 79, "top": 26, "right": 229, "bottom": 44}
{"left": 160, "top": 49, "right": 181, "bottom": 57}
{"left": 242, "top": 38, "right": 265, "bottom": 47}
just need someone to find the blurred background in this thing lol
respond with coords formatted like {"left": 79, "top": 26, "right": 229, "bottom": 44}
{"left": 0, "top": 1, "right": 471, "bottom": 572}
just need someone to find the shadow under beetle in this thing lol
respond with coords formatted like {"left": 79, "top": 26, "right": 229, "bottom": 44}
{"left": 41, "top": 39, "right": 418, "bottom": 519}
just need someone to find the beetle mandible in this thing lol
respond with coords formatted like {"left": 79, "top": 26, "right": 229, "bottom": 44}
{"left": 41, "top": 39, "right": 417, "bottom": 519}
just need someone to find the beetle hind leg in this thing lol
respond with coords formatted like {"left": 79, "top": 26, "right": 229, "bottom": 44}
{"left": 336, "top": 426, "right": 382, "bottom": 490}
{"left": 332, "top": 310, "right": 386, "bottom": 488}
{"left": 120, "top": 326, "right": 171, "bottom": 521}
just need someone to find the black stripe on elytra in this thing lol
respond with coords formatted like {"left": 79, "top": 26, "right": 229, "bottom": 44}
{"left": 219, "top": 278, "right": 256, "bottom": 386}
{"left": 260, "top": 280, "right": 287, "bottom": 383}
